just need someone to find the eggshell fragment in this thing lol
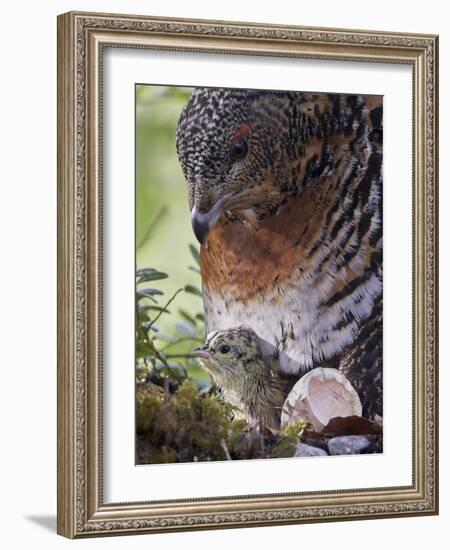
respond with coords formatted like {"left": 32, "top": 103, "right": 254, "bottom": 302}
{"left": 281, "top": 367, "right": 362, "bottom": 432}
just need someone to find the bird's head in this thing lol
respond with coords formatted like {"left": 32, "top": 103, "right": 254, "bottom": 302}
{"left": 192, "top": 327, "right": 263, "bottom": 377}
{"left": 176, "top": 88, "right": 297, "bottom": 246}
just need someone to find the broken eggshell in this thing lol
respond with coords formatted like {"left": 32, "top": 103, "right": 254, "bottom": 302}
{"left": 281, "top": 367, "right": 362, "bottom": 432}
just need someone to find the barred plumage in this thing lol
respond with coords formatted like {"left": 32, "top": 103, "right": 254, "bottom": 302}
{"left": 176, "top": 88, "right": 383, "bottom": 418}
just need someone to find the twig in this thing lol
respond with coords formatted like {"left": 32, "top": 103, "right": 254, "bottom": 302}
{"left": 220, "top": 438, "right": 232, "bottom": 461}
{"left": 163, "top": 376, "right": 170, "bottom": 398}
{"left": 137, "top": 205, "right": 168, "bottom": 250}
{"left": 160, "top": 336, "right": 204, "bottom": 352}
{"left": 149, "top": 288, "right": 184, "bottom": 330}
{"left": 153, "top": 347, "right": 188, "bottom": 382}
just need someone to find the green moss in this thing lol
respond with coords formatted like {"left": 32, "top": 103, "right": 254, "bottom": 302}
{"left": 136, "top": 381, "right": 313, "bottom": 464}
{"left": 137, "top": 381, "right": 243, "bottom": 463}
{"left": 281, "top": 419, "right": 307, "bottom": 440}
{"left": 269, "top": 436, "right": 298, "bottom": 458}
{"left": 269, "top": 419, "right": 308, "bottom": 459}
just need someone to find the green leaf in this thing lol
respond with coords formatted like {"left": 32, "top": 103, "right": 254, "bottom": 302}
{"left": 153, "top": 333, "right": 177, "bottom": 343}
{"left": 142, "top": 321, "right": 158, "bottom": 333}
{"left": 137, "top": 288, "right": 164, "bottom": 303}
{"left": 178, "top": 308, "right": 197, "bottom": 326}
{"left": 168, "top": 361, "right": 185, "bottom": 371}
{"left": 188, "top": 266, "right": 201, "bottom": 274}
{"left": 137, "top": 310, "right": 150, "bottom": 324}
{"left": 136, "top": 267, "right": 156, "bottom": 279}
{"left": 195, "top": 312, "right": 205, "bottom": 322}
{"left": 176, "top": 321, "right": 196, "bottom": 336}
{"left": 137, "top": 303, "right": 152, "bottom": 314}
{"left": 184, "top": 284, "right": 202, "bottom": 297}
{"left": 136, "top": 341, "right": 156, "bottom": 358}
{"left": 137, "top": 271, "right": 168, "bottom": 283}
{"left": 189, "top": 244, "right": 201, "bottom": 266}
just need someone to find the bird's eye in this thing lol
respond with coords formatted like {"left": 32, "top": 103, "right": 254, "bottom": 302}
{"left": 218, "top": 344, "right": 231, "bottom": 354}
{"left": 230, "top": 137, "right": 248, "bottom": 161}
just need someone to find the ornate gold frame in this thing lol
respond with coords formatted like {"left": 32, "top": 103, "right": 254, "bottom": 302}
{"left": 57, "top": 11, "right": 439, "bottom": 538}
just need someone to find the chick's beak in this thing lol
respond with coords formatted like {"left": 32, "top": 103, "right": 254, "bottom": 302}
{"left": 191, "top": 346, "right": 212, "bottom": 360}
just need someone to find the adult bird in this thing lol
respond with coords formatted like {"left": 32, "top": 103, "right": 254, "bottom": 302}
{"left": 176, "top": 89, "right": 383, "bottom": 418}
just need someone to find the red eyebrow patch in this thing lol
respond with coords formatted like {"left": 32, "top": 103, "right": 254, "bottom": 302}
{"left": 232, "top": 122, "right": 252, "bottom": 142}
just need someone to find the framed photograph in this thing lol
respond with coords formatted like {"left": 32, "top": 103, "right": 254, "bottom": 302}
{"left": 57, "top": 11, "right": 439, "bottom": 538}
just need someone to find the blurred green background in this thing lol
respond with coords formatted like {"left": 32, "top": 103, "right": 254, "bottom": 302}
{"left": 136, "top": 84, "right": 209, "bottom": 385}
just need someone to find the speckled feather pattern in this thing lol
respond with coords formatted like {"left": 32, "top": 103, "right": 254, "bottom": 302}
{"left": 199, "top": 328, "right": 291, "bottom": 428}
{"left": 176, "top": 88, "right": 383, "bottom": 417}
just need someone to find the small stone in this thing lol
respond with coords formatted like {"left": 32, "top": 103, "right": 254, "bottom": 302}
{"left": 294, "top": 443, "right": 328, "bottom": 457}
{"left": 328, "top": 435, "right": 370, "bottom": 455}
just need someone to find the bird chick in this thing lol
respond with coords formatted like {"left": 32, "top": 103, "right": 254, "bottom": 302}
{"left": 192, "top": 327, "right": 290, "bottom": 428}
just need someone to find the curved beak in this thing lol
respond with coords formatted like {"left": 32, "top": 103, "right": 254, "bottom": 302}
{"left": 191, "top": 192, "right": 236, "bottom": 246}
{"left": 191, "top": 206, "right": 213, "bottom": 247}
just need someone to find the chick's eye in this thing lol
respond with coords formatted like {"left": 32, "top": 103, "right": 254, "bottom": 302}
{"left": 230, "top": 137, "right": 248, "bottom": 161}
{"left": 219, "top": 344, "right": 231, "bottom": 354}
